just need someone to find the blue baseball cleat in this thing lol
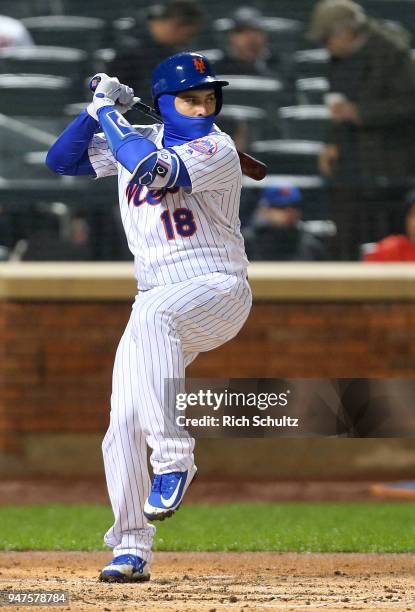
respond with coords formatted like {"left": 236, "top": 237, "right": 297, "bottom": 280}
{"left": 144, "top": 465, "right": 197, "bottom": 521}
{"left": 99, "top": 554, "right": 150, "bottom": 583}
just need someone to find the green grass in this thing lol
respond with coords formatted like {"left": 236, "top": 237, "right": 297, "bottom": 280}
{"left": 0, "top": 503, "right": 414, "bottom": 553}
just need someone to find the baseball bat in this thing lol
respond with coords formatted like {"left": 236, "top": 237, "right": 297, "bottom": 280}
{"left": 89, "top": 77, "right": 267, "bottom": 181}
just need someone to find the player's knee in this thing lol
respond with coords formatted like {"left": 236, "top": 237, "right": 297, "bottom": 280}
{"left": 133, "top": 301, "right": 172, "bottom": 333}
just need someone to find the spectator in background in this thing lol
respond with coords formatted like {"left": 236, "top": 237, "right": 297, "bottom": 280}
{"left": 243, "top": 186, "right": 327, "bottom": 261}
{"left": 0, "top": 15, "right": 34, "bottom": 47}
{"left": 364, "top": 191, "right": 415, "bottom": 261}
{"left": 109, "top": 0, "right": 204, "bottom": 104}
{"left": 21, "top": 204, "right": 92, "bottom": 261}
{"left": 214, "top": 7, "right": 279, "bottom": 77}
{"left": 308, "top": 0, "right": 415, "bottom": 260}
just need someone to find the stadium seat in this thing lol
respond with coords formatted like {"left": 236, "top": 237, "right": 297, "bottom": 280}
{"left": 257, "top": 0, "right": 314, "bottom": 22}
{"left": 263, "top": 18, "right": 305, "bottom": 77}
{"left": 293, "top": 49, "right": 330, "bottom": 79}
{"left": 220, "top": 105, "right": 272, "bottom": 147}
{"left": 0, "top": 47, "right": 88, "bottom": 96}
{"left": 23, "top": 151, "right": 53, "bottom": 179}
{"left": 0, "top": 103, "right": 68, "bottom": 179}
{"left": 193, "top": 48, "right": 225, "bottom": 64}
{"left": 0, "top": 0, "right": 54, "bottom": 19}
{"left": 278, "top": 105, "right": 330, "bottom": 141}
{"left": 200, "top": 0, "right": 256, "bottom": 18}
{"left": 0, "top": 74, "right": 74, "bottom": 116}
{"left": 62, "top": 0, "right": 140, "bottom": 20}
{"left": 21, "top": 15, "right": 106, "bottom": 54}
{"left": 92, "top": 47, "right": 125, "bottom": 78}
{"left": 262, "top": 16, "right": 304, "bottom": 52}
{"left": 296, "top": 77, "right": 329, "bottom": 105}
{"left": 0, "top": 112, "right": 68, "bottom": 180}
{"left": 219, "top": 75, "right": 289, "bottom": 115}
{"left": 250, "top": 140, "right": 324, "bottom": 176}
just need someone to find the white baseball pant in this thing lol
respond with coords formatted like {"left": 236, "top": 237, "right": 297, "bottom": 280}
{"left": 101, "top": 272, "right": 252, "bottom": 562}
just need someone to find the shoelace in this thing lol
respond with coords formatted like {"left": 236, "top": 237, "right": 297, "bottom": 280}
{"left": 134, "top": 558, "right": 146, "bottom": 573}
{"left": 161, "top": 473, "right": 181, "bottom": 496}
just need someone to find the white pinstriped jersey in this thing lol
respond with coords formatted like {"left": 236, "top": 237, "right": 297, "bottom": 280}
{"left": 88, "top": 124, "right": 248, "bottom": 290}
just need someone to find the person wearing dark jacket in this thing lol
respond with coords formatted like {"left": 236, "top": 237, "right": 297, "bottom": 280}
{"left": 244, "top": 186, "right": 327, "bottom": 261}
{"left": 308, "top": 0, "right": 415, "bottom": 260}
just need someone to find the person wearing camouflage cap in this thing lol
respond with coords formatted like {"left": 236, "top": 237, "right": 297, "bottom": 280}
{"left": 306, "top": 0, "right": 368, "bottom": 47}
{"left": 308, "top": 0, "right": 415, "bottom": 260}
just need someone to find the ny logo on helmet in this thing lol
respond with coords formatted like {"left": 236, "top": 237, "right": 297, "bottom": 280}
{"left": 193, "top": 57, "right": 206, "bottom": 73}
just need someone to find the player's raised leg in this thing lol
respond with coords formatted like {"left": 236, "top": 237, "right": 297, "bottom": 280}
{"left": 133, "top": 273, "right": 252, "bottom": 521}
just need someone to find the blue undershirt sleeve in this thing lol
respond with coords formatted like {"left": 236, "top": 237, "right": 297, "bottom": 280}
{"left": 46, "top": 110, "right": 99, "bottom": 176}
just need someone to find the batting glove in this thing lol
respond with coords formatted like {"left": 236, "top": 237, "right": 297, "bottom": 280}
{"left": 87, "top": 73, "right": 136, "bottom": 121}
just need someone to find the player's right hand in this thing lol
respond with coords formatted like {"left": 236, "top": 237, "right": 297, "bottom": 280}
{"left": 115, "top": 93, "right": 140, "bottom": 116}
{"left": 318, "top": 144, "right": 339, "bottom": 177}
{"left": 87, "top": 73, "right": 135, "bottom": 121}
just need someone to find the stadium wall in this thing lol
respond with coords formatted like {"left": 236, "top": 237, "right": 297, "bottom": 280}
{"left": 0, "top": 262, "right": 415, "bottom": 478}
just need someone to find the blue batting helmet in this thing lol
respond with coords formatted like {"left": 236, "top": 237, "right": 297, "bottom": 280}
{"left": 151, "top": 52, "right": 229, "bottom": 113}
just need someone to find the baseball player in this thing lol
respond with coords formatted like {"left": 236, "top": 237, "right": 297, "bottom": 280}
{"left": 46, "top": 52, "right": 252, "bottom": 582}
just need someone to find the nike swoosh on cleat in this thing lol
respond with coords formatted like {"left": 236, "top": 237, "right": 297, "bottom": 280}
{"left": 103, "top": 563, "right": 133, "bottom": 576}
{"left": 160, "top": 477, "right": 184, "bottom": 508}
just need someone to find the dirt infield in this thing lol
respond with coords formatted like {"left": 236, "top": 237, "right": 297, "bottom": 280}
{"left": 1, "top": 481, "right": 413, "bottom": 610}
{"left": 1, "top": 552, "right": 414, "bottom": 611}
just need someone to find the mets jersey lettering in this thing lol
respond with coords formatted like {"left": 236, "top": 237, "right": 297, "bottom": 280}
{"left": 126, "top": 183, "right": 180, "bottom": 207}
{"left": 88, "top": 123, "right": 248, "bottom": 290}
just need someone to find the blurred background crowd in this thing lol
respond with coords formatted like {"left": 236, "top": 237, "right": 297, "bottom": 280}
{"left": 1, "top": 0, "right": 415, "bottom": 263}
